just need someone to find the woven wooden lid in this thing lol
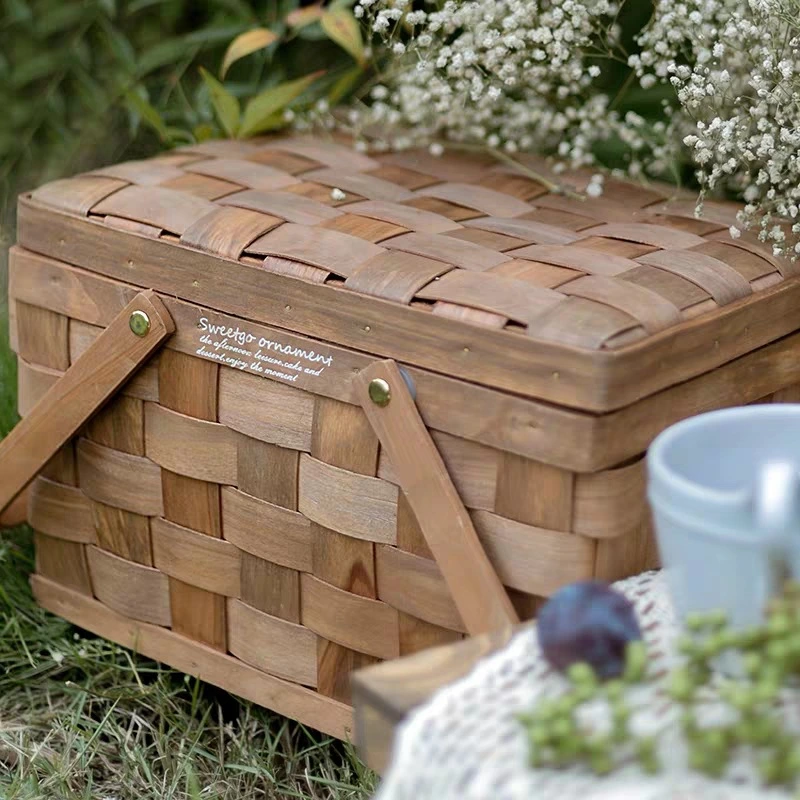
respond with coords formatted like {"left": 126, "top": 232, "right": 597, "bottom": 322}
{"left": 18, "top": 136, "right": 799, "bottom": 412}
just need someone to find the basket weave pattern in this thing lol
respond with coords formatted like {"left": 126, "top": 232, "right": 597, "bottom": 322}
{"left": 11, "top": 136, "right": 793, "bottom": 737}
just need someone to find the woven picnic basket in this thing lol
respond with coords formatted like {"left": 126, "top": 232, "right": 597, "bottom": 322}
{"left": 2, "top": 135, "right": 799, "bottom": 738}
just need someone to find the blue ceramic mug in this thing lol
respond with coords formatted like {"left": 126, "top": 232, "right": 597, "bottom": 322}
{"left": 647, "top": 405, "right": 800, "bottom": 630}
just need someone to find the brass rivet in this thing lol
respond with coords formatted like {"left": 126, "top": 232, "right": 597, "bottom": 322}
{"left": 129, "top": 310, "right": 151, "bottom": 337}
{"left": 368, "top": 378, "right": 391, "bottom": 407}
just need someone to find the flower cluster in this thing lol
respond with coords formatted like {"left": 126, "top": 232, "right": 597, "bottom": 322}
{"left": 349, "top": 0, "right": 800, "bottom": 257}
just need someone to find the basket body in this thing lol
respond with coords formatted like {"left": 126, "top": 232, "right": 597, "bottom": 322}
{"left": 10, "top": 136, "right": 800, "bottom": 738}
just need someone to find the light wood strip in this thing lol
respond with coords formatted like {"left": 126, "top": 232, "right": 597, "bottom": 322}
{"left": 68, "top": 320, "right": 159, "bottom": 402}
{"left": 417, "top": 183, "right": 531, "bottom": 217}
{"left": 344, "top": 200, "right": 461, "bottom": 233}
{"left": 573, "top": 459, "right": 647, "bottom": 539}
{"left": 184, "top": 158, "right": 299, "bottom": 190}
{"left": 221, "top": 487, "right": 312, "bottom": 570}
{"left": 90, "top": 159, "right": 186, "bottom": 186}
{"left": 345, "top": 252, "right": 453, "bottom": 304}
{"left": 92, "top": 185, "right": 217, "bottom": 234}
{"left": 180, "top": 206, "right": 280, "bottom": 259}
{"left": 28, "top": 477, "right": 95, "bottom": 543}
{"left": 86, "top": 395, "right": 145, "bottom": 456}
{"left": 495, "top": 455, "right": 574, "bottom": 531}
{"left": 595, "top": 519, "right": 660, "bottom": 583}
{"left": 240, "top": 554, "right": 300, "bottom": 622}
{"left": 384, "top": 231, "right": 510, "bottom": 271}
{"left": 219, "top": 189, "right": 343, "bottom": 224}
{"left": 30, "top": 175, "right": 126, "bottom": 214}
{"left": 300, "top": 574, "right": 400, "bottom": 660}
{"left": 91, "top": 502, "right": 152, "bottom": 565}
{"left": 17, "top": 359, "right": 61, "bottom": 417}
{"left": 14, "top": 302, "right": 69, "bottom": 370}
{"left": 236, "top": 437, "right": 299, "bottom": 508}
{"left": 355, "top": 360, "right": 518, "bottom": 635}
{"left": 509, "top": 244, "right": 636, "bottom": 276}
{"left": 303, "top": 169, "right": 414, "bottom": 202}
{"left": 247, "top": 223, "right": 384, "bottom": 277}
{"left": 77, "top": 438, "right": 164, "bottom": 516}
{"left": 31, "top": 576, "right": 353, "bottom": 739}
{"left": 151, "top": 517, "right": 241, "bottom": 597}
{"left": 298, "top": 455, "right": 398, "bottom": 544}
{"left": 34, "top": 533, "right": 92, "bottom": 595}
{"left": 228, "top": 599, "right": 317, "bottom": 685}
{"left": 144, "top": 403, "right": 238, "bottom": 484}
{"left": 464, "top": 217, "right": 579, "bottom": 245}
{"left": 378, "top": 431, "right": 498, "bottom": 512}
{"left": 87, "top": 546, "right": 171, "bottom": 626}
{"left": 472, "top": 509, "right": 596, "bottom": 596}
{"left": 582, "top": 222, "right": 705, "bottom": 249}
{"left": 219, "top": 369, "right": 314, "bottom": 451}
{"left": 0, "top": 486, "right": 27, "bottom": 528}
{"left": 375, "top": 546, "right": 465, "bottom": 633}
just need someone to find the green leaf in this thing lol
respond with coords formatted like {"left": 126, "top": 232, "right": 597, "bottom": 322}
{"left": 239, "top": 70, "right": 323, "bottom": 138}
{"left": 221, "top": 28, "right": 279, "bottom": 77}
{"left": 199, "top": 67, "right": 240, "bottom": 138}
{"left": 125, "top": 90, "right": 169, "bottom": 141}
{"left": 320, "top": 8, "right": 365, "bottom": 64}
{"left": 328, "top": 65, "right": 364, "bottom": 105}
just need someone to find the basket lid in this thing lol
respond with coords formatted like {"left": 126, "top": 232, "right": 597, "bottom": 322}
{"left": 18, "top": 135, "right": 798, "bottom": 412}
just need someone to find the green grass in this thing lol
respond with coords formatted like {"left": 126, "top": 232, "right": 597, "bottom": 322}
{"left": 0, "top": 279, "right": 375, "bottom": 799}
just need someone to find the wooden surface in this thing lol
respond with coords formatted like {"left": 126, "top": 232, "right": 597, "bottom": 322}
{"left": 0, "top": 291, "right": 174, "bottom": 517}
{"left": 355, "top": 359, "right": 519, "bottom": 636}
{"left": 16, "top": 134, "right": 796, "bottom": 412}
{"left": 352, "top": 622, "right": 521, "bottom": 773}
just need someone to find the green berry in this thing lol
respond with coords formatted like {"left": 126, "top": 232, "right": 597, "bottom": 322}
{"left": 685, "top": 612, "right": 709, "bottom": 632}
{"left": 668, "top": 668, "right": 696, "bottom": 703}
{"left": 636, "top": 737, "right": 660, "bottom": 775}
{"left": 768, "top": 611, "right": 792, "bottom": 636}
{"left": 567, "top": 662, "right": 597, "bottom": 687}
{"left": 605, "top": 680, "right": 624, "bottom": 702}
{"left": 623, "top": 640, "right": 647, "bottom": 683}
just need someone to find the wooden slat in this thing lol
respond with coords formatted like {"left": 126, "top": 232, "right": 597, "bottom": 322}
{"left": 235, "top": 437, "right": 299, "bottom": 508}
{"left": 221, "top": 487, "right": 311, "bottom": 570}
{"left": 14, "top": 302, "right": 69, "bottom": 370}
{"left": 31, "top": 575, "right": 353, "bottom": 739}
{"left": 91, "top": 502, "right": 152, "bottom": 565}
{"left": 219, "top": 370, "right": 314, "bottom": 451}
{"left": 34, "top": 533, "right": 92, "bottom": 595}
{"left": 0, "top": 487, "right": 28, "bottom": 528}
{"left": 573, "top": 459, "right": 646, "bottom": 538}
{"left": 378, "top": 431, "right": 498, "bottom": 512}
{"left": 298, "top": 455, "right": 398, "bottom": 544}
{"left": 77, "top": 438, "right": 164, "bottom": 516}
{"left": 494, "top": 454, "right": 574, "bottom": 531}
{"left": 28, "top": 477, "right": 94, "bottom": 543}
{"left": 85, "top": 395, "right": 145, "bottom": 456}
{"left": 376, "top": 546, "right": 465, "bottom": 632}
{"left": 145, "top": 403, "right": 237, "bottom": 484}
{"left": 472, "top": 509, "right": 595, "bottom": 596}
{"left": 227, "top": 599, "right": 317, "bottom": 685}
{"left": 152, "top": 517, "right": 241, "bottom": 597}
{"left": 239, "top": 553, "right": 300, "bottom": 622}
{"left": 355, "top": 360, "right": 518, "bottom": 635}
{"left": 300, "top": 574, "right": 399, "bottom": 660}
{"left": 156, "top": 350, "right": 228, "bottom": 650}
{"left": 86, "top": 546, "right": 171, "bottom": 626}
{"left": 17, "top": 359, "right": 61, "bottom": 417}
{"left": 0, "top": 292, "right": 172, "bottom": 517}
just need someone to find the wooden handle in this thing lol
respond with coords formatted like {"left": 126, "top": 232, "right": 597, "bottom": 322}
{"left": 354, "top": 359, "right": 519, "bottom": 636}
{"left": 0, "top": 487, "right": 28, "bottom": 529}
{"left": 0, "top": 291, "right": 174, "bottom": 518}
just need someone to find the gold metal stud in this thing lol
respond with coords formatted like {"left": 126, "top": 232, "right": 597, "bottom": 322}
{"left": 368, "top": 378, "right": 391, "bottom": 407}
{"left": 129, "top": 310, "right": 151, "bottom": 337}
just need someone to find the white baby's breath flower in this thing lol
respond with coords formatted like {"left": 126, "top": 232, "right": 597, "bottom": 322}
{"left": 330, "top": 188, "right": 347, "bottom": 201}
{"left": 729, "top": 225, "right": 742, "bottom": 239}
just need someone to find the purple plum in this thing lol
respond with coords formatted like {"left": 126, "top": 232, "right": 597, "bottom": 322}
{"left": 537, "top": 580, "right": 642, "bottom": 679}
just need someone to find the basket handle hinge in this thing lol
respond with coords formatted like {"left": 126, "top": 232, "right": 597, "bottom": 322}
{"left": 354, "top": 359, "right": 519, "bottom": 636}
{"left": 0, "top": 291, "right": 174, "bottom": 525}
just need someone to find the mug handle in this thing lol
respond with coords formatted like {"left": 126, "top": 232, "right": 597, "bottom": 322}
{"left": 753, "top": 461, "right": 800, "bottom": 590}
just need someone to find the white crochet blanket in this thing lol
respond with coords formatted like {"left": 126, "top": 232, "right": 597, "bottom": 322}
{"left": 376, "top": 571, "right": 800, "bottom": 800}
